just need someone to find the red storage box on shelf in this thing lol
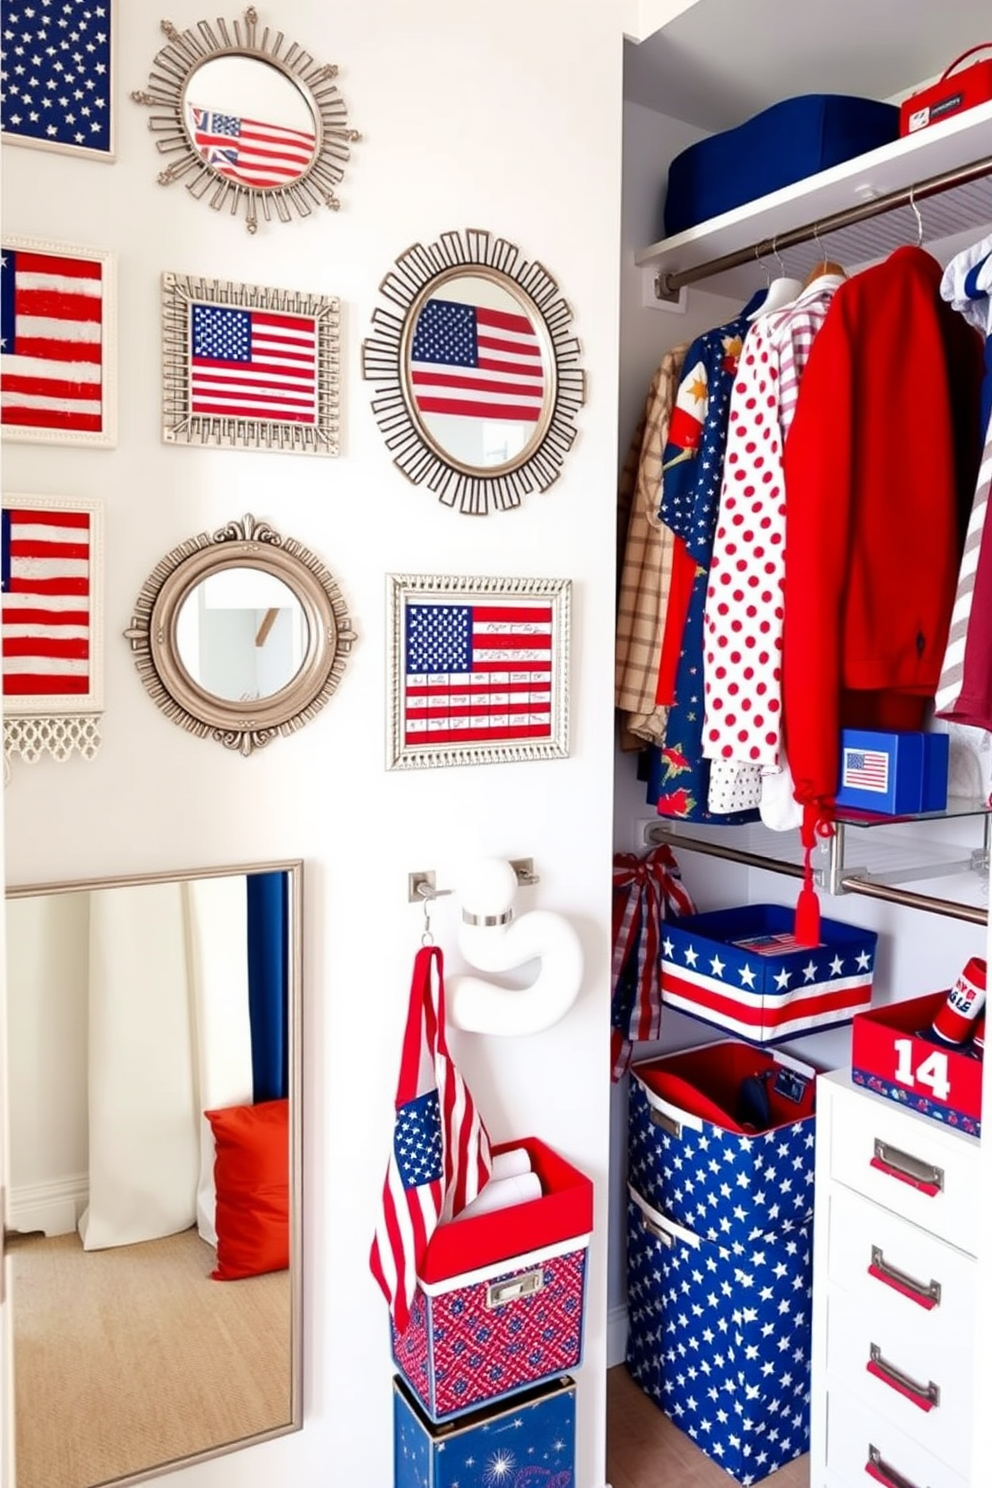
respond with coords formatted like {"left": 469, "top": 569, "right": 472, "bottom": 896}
{"left": 900, "top": 46, "right": 992, "bottom": 135}
{"left": 391, "top": 1137, "right": 593, "bottom": 1423}
{"left": 851, "top": 993, "right": 983, "bottom": 1137}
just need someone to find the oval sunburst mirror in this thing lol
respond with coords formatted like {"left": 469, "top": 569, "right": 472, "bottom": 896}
{"left": 363, "top": 229, "right": 586, "bottom": 516}
{"left": 131, "top": 8, "right": 361, "bottom": 232}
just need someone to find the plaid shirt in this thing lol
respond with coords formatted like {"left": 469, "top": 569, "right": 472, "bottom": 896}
{"left": 615, "top": 343, "right": 688, "bottom": 745}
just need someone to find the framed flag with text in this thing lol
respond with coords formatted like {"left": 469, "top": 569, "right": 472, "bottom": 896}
{"left": 161, "top": 272, "right": 340, "bottom": 455}
{"left": 387, "top": 573, "right": 571, "bottom": 770}
{"left": 1, "top": 493, "right": 104, "bottom": 771}
{"left": 1, "top": 236, "right": 116, "bottom": 447}
{"left": 0, "top": 0, "right": 115, "bottom": 161}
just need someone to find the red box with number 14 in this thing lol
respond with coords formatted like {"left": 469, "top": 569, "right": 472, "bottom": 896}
{"left": 851, "top": 992, "right": 983, "bottom": 1137}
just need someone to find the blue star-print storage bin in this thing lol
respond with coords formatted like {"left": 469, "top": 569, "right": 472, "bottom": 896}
{"left": 393, "top": 1370, "right": 575, "bottom": 1488}
{"left": 626, "top": 1185, "right": 812, "bottom": 1485}
{"left": 661, "top": 903, "right": 878, "bottom": 1042}
{"left": 629, "top": 1042, "right": 817, "bottom": 1240}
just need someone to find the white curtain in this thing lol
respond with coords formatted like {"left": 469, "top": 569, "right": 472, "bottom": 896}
{"left": 78, "top": 877, "right": 253, "bottom": 1251}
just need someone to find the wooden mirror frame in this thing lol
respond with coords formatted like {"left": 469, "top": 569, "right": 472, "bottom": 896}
{"left": 125, "top": 513, "right": 356, "bottom": 756}
{"left": 4, "top": 858, "right": 304, "bottom": 1487}
{"left": 130, "top": 7, "right": 361, "bottom": 233}
{"left": 362, "top": 228, "right": 586, "bottom": 516}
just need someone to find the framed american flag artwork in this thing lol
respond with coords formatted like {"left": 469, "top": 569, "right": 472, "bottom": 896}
{"left": 1, "top": 236, "right": 116, "bottom": 447}
{"left": 387, "top": 574, "right": 571, "bottom": 770}
{"left": 1, "top": 493, "right": 104, "bottom": 772}
{"left": 161, "top": 272, "right": 340, "bottom": 455}
{"left": 0, "top": 0, "right": 115, "bottom": 161}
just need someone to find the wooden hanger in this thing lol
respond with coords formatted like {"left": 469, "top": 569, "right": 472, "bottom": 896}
{"left": 803, "top": 225, "right": 846, "bottom": 289}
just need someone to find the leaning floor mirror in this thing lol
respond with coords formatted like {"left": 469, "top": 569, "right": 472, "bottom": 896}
{"left": 4, "top": 860, "right": 303, "bottom": 1488}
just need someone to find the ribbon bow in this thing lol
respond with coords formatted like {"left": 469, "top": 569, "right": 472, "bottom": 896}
{"left": 611, "top": 844, "right": 695, "bottom": 1078}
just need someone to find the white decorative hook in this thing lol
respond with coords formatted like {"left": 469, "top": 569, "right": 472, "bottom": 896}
{"left": 446, "top": 858, "right": 584, "bottom": 1036}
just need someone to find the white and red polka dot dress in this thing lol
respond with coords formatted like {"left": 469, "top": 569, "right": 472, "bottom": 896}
{"left": 702, "top": 276, "right": 845, "bottom": 815}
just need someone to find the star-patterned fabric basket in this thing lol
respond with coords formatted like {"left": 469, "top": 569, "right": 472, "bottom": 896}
{"left": 392, "top": 1369, "right": 576, "bottom": 1488}
{"left": 661, "top": 903, "right": 878, "bottom": 1042}
{"left": 628, "top": 1041, "right": 817, "bottom": 1240}
{"left": 625, "top": 1185, "right": 812, "bottom": 1485}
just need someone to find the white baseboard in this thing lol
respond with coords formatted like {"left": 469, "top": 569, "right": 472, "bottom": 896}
{"left": 9, "top": 1174, "right": 88, "bottom": 1237}
{"left": 607, "top": 1302, "right": 628, "bottom": 1368}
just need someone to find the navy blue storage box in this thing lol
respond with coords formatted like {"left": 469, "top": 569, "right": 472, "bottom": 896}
{"left": 663, "top": 94, "right": 900, "bottom": 237}
{"left": 835, "top": 728, "right": 950, "bottom": 816}
{"left": 393, "top": 1371, "right": 575, "bottom": 1488}
{"left": 626, "top": 1186, "right": 812, "bottom": 1485}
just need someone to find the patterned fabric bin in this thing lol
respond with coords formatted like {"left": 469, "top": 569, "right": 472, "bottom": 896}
{"left": 661, "top": 903, "right": 878, "bottom": 1041}
{"left": 626, "top": 1185, "right": 812, "bottom": 1486}
{"left": 392, "top": 1137, "right": 592, "bottom": 1423}
{"left": 393, "top": 1370, "right": 576, "bottom": 1488}
{"left": 629, "top": 1042, "right": 817, "bottom": 1239}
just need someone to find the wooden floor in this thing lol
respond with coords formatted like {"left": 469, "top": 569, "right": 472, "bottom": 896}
{"left": 606, "top": 1365, "right": 810, "bottom": 1488}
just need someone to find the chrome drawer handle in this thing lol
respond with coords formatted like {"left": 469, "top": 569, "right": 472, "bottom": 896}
{"left": 486, "top": 1267, "right": 543, "bottom": 1309}
{"left": 649, "top": 1107, "right": 681, "bottom": 1139}
{"left": 872, "top": 1139, "right": 944, "bottom": 1195}
{"left": 868, "top": 1343, "right": 939, "bottom": 1411}
{"left": 867, "top": 1443, "right": 929, "bottom": 1488}
{"left": 869, "top": 1245, "right": 941, "bottom": 1309}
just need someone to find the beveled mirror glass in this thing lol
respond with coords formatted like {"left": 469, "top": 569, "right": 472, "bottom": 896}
{"left": 363, "top": 229, "right": 586, "bottom": 516}
{"left": 131, "top": 8, "right": 361, "bottom": 233}
{"left": 125, "top": 513, "right": 356, "bottom": 756}
{"left": 5, "top": 860, "right": 303, "bottom": 1488}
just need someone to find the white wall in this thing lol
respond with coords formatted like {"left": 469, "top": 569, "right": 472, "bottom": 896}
{"left": 1, "top": 3, "right": 625, "bottom": 1484}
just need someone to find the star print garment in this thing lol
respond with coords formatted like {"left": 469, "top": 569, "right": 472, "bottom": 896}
{"left": 703, "top": 276, "right": 845, "bottom": 818}
{"left": 645, "top": 295, "right": 765, "bottom": 823}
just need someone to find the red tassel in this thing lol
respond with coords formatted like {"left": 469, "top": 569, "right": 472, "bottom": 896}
{"left": 794, "top": 805, "right": 825, "bottom": 946}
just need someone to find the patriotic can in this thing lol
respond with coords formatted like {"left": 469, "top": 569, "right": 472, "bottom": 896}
{"left": 928, "top": 956, "right": 986, "bottom": 1046}
{"left": 391, "top": 1137, "right": 593, "bottom": 1423}
{"left": 393, "top": 1370, "right": 576, "bottom": 1488}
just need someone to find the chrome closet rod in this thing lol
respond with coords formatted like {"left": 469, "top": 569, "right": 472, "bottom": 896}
{"left": 655, "top": 151, "right": 992, "bottom": 296}
{"left": 643, "top": 823, "right": 805, "bottom": 879}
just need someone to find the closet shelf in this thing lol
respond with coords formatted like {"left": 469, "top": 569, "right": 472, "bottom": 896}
{"left": 635, "top": 98, "right": 992, "bottom": 299}
{"left": 644, "top": 806, "right": 990, "bottom": 926}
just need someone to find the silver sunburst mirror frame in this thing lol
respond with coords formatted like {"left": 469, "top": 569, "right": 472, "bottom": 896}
{"left": 131, "top": 8, "right": 361, "bottom": 233}
{"left": 363, "top": 229, "right": 586, "bottom": 516}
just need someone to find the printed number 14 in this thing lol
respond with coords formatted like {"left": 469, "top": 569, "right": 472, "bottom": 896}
{"left": 893, "top": 1039, "right": 951, "bottom": 1101}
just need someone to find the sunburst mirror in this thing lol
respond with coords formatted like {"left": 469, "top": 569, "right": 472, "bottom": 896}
{"left": 131, "top": 8, "right": 360, "bottom": 233}
{"left": 125, "top": 514, "right": 356, "bottom": 756}
{"left": 362, "top": 229, "right": 586, "bottom": 516}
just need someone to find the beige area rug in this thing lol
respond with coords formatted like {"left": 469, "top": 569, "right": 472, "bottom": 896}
{"left": 10, "top": 1227, "right": 293, "bottom": 1488}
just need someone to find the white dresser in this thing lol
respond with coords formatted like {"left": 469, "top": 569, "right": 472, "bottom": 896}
{"left": 810, "top": 1070, "right": 981, "bottom": 1488}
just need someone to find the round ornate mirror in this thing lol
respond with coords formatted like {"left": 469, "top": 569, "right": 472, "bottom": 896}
{"left": 363, "top": 229, "right": 586, "bottom": 516}
{"left": 125, "top": 514, "right": 356, "bottom": 755}
{"left": 131, "top": 9, "right": 361, "bottom": 232}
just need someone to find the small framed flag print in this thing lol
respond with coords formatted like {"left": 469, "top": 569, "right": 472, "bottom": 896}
{"left": 2, "top": 494, "right": 104, "bottom": 770}
{"left": 0, "top": 0, "right": 115, "bottom": 160}
{"left": 387, "top": 573, "right": 571, "bottom": 770}
{"left": 161, "top": 272, "right": 341, "bottom": 456}
{"left": 1, "top": 236, "right": 116, "bottom": 447}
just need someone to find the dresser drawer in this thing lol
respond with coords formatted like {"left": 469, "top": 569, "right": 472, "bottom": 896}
{"left": 827, "top": 1079, "right": 980, "bottom": 1254}
{"left": 824, "top": 1379, "right": 969, "bottom": 1488}
{"left": 824, "top": 1287, "right": 971, "bottom": 1471}
{"left": 825, "top": 1183, "right": 976, "bottom": 1353}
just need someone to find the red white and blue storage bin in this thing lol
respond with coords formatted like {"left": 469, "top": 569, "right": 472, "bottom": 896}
{"left": 661, "top": 903, "right": 878, "bottom": 1042}
{"left": 629, "top": 1041, "right": 817, "bottom": 1240}
{"left": 393, "top": 1371, "right": 576, "bottom": 1488}
{"left": 391, "top": 1137, "right": 593, "bottom": 1423}
{"left": 626, "top": 1184, "right": 812, "bottom": 1485}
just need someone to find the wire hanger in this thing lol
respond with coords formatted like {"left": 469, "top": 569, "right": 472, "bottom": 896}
{"left": 803, "top": 222, "right": 847, "bottom": 289}
{"left": 754, "top": 242, "right": 771, "bottom": 287}
{"left": 909, "top": 184, "right": 925, "bottom": 247}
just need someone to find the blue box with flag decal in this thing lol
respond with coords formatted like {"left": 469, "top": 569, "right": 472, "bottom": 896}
{"left": 834, "top": 729, "right": 949, "bottom": 815}
{"left": 393, "top": 1370, "right": 576, "bottom": 1488}
{"left": 625, "top": 1185, "right": 812, "bottom": 1484}
{"left": 628, "top": 1041, "right": 818, "bottom": 1240}
{"left": 660, "top": 904, "right": 878, "bottom": 1042}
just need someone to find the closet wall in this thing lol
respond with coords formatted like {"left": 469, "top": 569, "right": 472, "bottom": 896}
{"left": 612, "top": 3, "right": 992, "bottom": 1477}
{"left": 0, "top": 4, "right": 628, "bottom": 1487}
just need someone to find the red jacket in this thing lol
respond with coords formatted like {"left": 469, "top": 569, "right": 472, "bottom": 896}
{"left": 783, "top": 246, "right": 983, "bottom": 826}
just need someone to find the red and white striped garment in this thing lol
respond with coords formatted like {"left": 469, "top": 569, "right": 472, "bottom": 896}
{"left": 702, "top": 275, "right": 845, "bottom": 812}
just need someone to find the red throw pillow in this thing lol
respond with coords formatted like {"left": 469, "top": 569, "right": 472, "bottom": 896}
{"left": 204, "top": 1098, "right": 289, "bottom": 1281}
